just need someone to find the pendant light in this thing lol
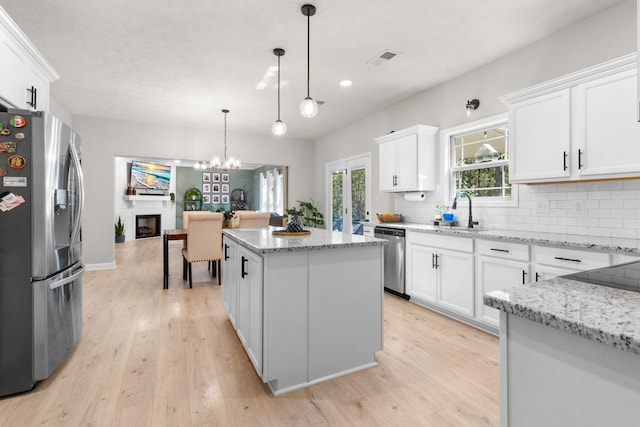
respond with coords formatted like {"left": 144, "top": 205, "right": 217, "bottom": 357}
{"left": 299, "top": 4, "right": 318, "bottom": 118}
{"left": 272, "top": 48, "right": 287, "bottom": 136}
{"left": 210, "top": 109, "right": 241, "bottom": 170}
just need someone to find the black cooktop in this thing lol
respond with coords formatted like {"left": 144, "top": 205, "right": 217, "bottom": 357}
{"left": 563, "top": 261, "right": 640, "bottom": 293}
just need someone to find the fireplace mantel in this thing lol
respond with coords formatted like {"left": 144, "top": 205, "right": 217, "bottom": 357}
{"left": 124, "top": 195, "right": 171, "bottom": 206}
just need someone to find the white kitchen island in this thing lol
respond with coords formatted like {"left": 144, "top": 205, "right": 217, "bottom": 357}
{"left": 222, "top": 227, "right": 385, "bottom": 395}
{"left": 484, "top": 266, "right": 640, "bottom": 427}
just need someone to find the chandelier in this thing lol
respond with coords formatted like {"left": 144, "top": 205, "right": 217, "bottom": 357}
{"left": 210, "top": 109, "right": 240, "bottom": 170}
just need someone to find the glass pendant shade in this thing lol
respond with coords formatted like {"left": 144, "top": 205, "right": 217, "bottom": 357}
{"left": 299, "top": 96, "right": 318, "bottom": 118}
{"left": 272, "top": 119, "right": 287, "bottom": 136}
{"left": 272, "top": 48, "right": 287, "bottom": 136}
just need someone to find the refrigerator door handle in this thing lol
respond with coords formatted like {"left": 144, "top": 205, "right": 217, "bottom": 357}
{"left": 69, "top": 139, "right": 84, "bottom": 249}
{"left": 48, "top": 265, "right": 85, "bottom": 290}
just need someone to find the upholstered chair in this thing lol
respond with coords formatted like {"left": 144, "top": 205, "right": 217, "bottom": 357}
{"left": 181, "top": 212, "right": 223, "bottom": 288}
{"left": 233, "top": 211, "right": 270, "bottom": 228}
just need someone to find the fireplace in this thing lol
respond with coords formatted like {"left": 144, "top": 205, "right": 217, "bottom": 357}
{"left": 136, "top": 214, "right": 161, "bottom": 239}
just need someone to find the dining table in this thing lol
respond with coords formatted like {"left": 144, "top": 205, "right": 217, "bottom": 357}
{"left": 163, "top": 229, "right": 187, "bottom": 289}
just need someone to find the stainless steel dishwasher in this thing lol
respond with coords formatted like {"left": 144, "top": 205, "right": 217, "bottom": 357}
{"left": 374, "top": 226, "right": 409, "bottom": 299}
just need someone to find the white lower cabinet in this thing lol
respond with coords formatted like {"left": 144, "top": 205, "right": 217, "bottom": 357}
{"left": 236, "top": 245, "right": 263, "bottom": 375}
{"left": 406, "top": 231, "right": 474, "bottom": 317}
{"left": 533, "top": 245, "right": 610, "bottom": 281}
{"left": 406, "top": 232, "right": 635, "bottom": 333}
{"left": 475, "top": 240, "right": 530, "bottom": 328}
{"left": 223, "top": 238, "right": 265, "bottom": 376}
{"left": 222, "top": 238, "right": 239, "bottom": 328}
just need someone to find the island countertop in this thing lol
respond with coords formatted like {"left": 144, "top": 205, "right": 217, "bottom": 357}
{"left": 484, "top": 275, "right": 640, "bottom": 355}
{"left": 223, "top": 227, "right": 386, "bottom": 253}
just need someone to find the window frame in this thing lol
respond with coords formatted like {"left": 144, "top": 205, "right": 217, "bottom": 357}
{"left": 441, "top": 113, "right": 518, "bottom": 207}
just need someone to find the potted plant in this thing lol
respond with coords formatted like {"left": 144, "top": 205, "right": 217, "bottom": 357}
{"left": 217, "top": 207, "right": 236, "bottom": 229}
{"left": 286, "top": 199, "right": 324, "bottom": 231}
{"left": 115, "top": 216, "right": 125, "bottom": 243}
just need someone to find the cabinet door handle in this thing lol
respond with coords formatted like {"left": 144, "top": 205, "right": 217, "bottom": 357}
{"left": 431, "top": 253, "right": 435, "bottom": 268}
{"left": 535, "top": 272, "right": 541, "bottom": 281}
{"left": 563, "top": 151, "right": 568, "bottom": 171}
{"left": 522, "top": 270, "right": 527, "bottom": 284}
{"left": 241, "top": 256, "right": 248, "bottom": 278}
{"left": 433, "top": 253, "right": 439, "bottom": 269}
{"left": 224, "top": 244, "right": 229, "bottom": 260}
{"left": 554, "top": 256, "right": 581, "bottom": 263}
{"left": 490, "top": 248, "right": 509, "bottom": 253}
{"left": 26, "top": 86, "right": 37, "bottom": 109}
{"left": 578, "top": 149, "right": 583, "bottom": 170}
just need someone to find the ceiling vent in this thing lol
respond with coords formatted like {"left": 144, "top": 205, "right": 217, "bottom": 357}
{"left": 367, "top": 49, "right": 400, "bottom": 66}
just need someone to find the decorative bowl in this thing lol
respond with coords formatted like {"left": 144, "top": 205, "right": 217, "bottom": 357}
{"left": 377, "top": 213, "right": 402, "bottom": 223}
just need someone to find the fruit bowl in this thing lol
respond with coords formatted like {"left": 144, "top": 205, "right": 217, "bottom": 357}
{"left": 377, "top": 213, "right": 402, "bottom": 223}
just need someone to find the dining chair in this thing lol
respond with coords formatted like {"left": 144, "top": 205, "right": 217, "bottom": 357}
{"left": 181, "top": 211, "right": 223, "bottom": 288}
{"left": 234, "top": 211, "right": 270, "bottom": 228}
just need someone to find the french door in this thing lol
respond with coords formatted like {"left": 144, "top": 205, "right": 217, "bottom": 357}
{"left": 326, "top": 154, "right": 371, "bottom": 235}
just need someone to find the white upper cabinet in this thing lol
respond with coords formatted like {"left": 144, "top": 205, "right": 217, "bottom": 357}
{"left": 501, "top": 54, "right": 640, "bottom": 183}
{"left": 508, "top": 89, "right": 571, "bottom": 182}
{"left": 573, "top": 68, "right": 640, "bottom": 178}
{"left": 0, "top": 6, "right": 58, "bottom": 111}
{"left": 375, "top": 124, "right": 438, "bottom": 192}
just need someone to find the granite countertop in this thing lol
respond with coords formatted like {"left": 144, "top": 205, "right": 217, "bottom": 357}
{"left": 375, "top": 222, "right": 640, "bottom": 255}
{"left": 484, "top": 277, "right": 640, "bottom": 355}
{"left": 223, "top": 227, "right": 385, "bottom": 253}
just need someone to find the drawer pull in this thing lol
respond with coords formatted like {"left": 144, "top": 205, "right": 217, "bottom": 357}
{"left": 224, "top": 244, "right": 230, "bottom": 260}
{"left": 490, "top": 248, "right": 510, "bottom": 253}
{"left": 554, "top": 256, "right": 581, "bottom": 263}
{"left": 241, "top": 256, "right": 248, "bottom": 278}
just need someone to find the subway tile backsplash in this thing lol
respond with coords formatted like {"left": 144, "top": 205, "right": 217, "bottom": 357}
{"left": 394, "top": 179, "right": 640, "bottom": 240}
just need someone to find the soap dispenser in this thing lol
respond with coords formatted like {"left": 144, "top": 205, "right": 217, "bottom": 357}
{"left": 442, "top": 206, "right": 456, "bottom": 222}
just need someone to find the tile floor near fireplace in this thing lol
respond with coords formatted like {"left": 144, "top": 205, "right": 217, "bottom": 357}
{"left": 136, "top": 214, "right": 161, "bottom": 239}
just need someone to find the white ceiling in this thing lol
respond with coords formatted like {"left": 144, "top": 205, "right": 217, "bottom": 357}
{"left": 0, "top": 0, "right": 626, "bottom": 140}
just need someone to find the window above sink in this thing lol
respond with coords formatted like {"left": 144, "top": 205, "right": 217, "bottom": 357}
{"left": 442, "top": 113, "right": 518, "bottom": 208}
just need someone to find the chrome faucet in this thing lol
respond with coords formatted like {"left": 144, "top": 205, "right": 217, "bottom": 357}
{"left": 452, "top": 191, "right": 479, "bottom": 229}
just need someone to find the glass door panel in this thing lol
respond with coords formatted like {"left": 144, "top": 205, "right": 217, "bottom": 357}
{"left": 350, "top": 168, "right": 366, "bottom": 235}
{"left": 331, "top": 170, "right": 344, "bottom": 232}
{"left": 326, "top": 154, "right": 371, "bottom": 236}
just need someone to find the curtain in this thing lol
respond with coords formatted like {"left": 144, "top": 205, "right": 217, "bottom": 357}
{"left": 259, "top": 168, "right": 283, "bottom": 214}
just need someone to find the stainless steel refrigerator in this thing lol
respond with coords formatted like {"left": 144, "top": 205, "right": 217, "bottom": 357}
{"left": 0, "top": 108, "right": 84, "bottom": 397}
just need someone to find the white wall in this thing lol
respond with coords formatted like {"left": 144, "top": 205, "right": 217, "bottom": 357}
{"left": 74, "top": 115, "right": 314, "bottom": 267}
{"left": 314, "top": 0, "right": 637, "bottom": 235}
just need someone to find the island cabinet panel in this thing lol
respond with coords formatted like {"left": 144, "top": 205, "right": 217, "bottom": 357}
{"left": 222, "top": 228, "right": 384, "bottom": 395}
{"left": 222, "top": 238, "right": 239, "bottom": 328}
{"left": 261, "top": 251, "right": 309, "bottom": 388}
{"left": 237, "top": 246, "right": 263, "bottom": 375}
{"left": 501, "top": 313, "right": 640, "bottom": 427}
{"left": 308, "top": 246, "right": 383, "bottom": 382}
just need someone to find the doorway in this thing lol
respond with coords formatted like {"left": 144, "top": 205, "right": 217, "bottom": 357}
{"left": 326, "top": 154, "right": 371, "bottom": 235}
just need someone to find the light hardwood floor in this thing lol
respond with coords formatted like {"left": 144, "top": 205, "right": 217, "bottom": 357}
{"left": 0, "top": 237, "right": 499, "bottom": 426}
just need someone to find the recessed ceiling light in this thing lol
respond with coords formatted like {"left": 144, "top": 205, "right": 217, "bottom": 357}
{"left": 339, "top": 80, "right": 352, "bottom": 87}
{"left": 174, "top": 159, "right": 180, "bottom": 164}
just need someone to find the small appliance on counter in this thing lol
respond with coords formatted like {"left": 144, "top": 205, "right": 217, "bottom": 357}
{"left": 0, "top": 109, "right": 84, "bottom": 397}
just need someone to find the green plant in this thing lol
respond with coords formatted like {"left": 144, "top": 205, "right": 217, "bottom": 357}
{"left": 115, "top": 216, "right": 125, "bottom": 236}
{"left": 287, "top": 199, "right": 324, "bottom": 228}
